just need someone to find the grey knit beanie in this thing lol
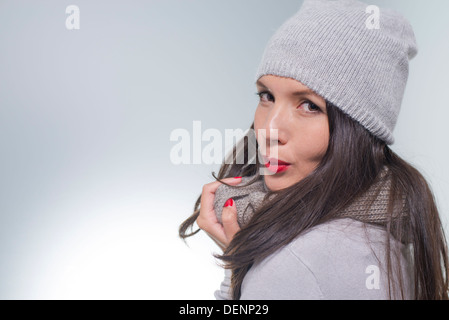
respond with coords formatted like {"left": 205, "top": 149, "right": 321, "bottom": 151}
{"left": 255, "top": 0, "right": 418, "bottom": 145}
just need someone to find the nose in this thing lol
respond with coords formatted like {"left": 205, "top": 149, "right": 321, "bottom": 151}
{"left": 261, "top": 101, "right": 289, "bottom": 149}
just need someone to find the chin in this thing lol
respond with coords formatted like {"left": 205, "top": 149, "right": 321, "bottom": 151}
{"left": 263, "top": 176, "right": 289, "bottom": 192}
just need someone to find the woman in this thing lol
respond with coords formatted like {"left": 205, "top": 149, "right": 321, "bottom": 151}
{"left": 179, "top": 0, "right": 449, "bottom": 299}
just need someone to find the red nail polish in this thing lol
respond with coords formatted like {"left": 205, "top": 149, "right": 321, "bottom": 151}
{"left": 224, "top": 198, "right": 234, "bottom": 207}
{"left": 234, "top": 176, "right": 242, "bottom": 179}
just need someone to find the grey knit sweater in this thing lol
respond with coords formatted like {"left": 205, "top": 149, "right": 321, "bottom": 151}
{"left": 214, "top": 218, "right": 413, "bottom": 300}
{"left": 213, "top": 169, "right": 412, "bottom": 299}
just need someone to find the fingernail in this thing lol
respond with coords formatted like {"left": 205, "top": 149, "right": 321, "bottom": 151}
{"left": 234, "top": 176, "right": 242, "bottom": 179}
{"left": 224, "top": 198, "right": 234, "bottom": 207}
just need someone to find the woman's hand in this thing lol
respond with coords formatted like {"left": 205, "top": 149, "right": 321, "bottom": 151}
{"left": 196, "top": 177, "right": 242, "bottom": 252}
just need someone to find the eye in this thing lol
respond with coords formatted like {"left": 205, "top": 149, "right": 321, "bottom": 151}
{"left": 256, "top": 91, "right": 274, "bottom": 103}
{"left": 299, "top": 101, "right": 321, "bottom": 113}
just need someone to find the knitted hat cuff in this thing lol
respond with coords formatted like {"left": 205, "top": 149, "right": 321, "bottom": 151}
{"left": 255, "top": 59, "right": 396, "bottom": 145}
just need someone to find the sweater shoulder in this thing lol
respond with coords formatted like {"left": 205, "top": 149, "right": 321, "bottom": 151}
{"left": 285, "top": 218, "right": 409, "bottom": 299}
{"left": 240, "top": 218, "right": 412, "bottom": 299}
{"left": 287, "top": 217, "right": 389, "bottom": 254}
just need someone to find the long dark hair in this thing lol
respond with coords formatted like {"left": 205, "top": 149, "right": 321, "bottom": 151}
{"left": 179, "top": 101, "right": 449, "bottom": 300}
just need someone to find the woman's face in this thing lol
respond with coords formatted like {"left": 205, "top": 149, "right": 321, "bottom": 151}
{"left": 254, "top": 75, "right": 329, "bottom": 191}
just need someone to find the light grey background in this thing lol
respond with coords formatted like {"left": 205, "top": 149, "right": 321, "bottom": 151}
{"left": 0, "top": 0, "right": 448, "bottom": 299}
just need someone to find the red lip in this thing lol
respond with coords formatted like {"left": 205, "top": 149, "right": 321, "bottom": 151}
{"left": 262, "top": 156, "right": 291, "bottom": 173}
{"left": 262, "top": 156, "right": 291, "bottom": 166}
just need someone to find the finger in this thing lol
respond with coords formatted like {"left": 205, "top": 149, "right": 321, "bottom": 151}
{"left": 197, "top": 177, "right": 242, "bottom": 250}
{"left": 221, "top": 198, "right": 241, "bottom": 241}
{"left": 200, "top": 218, "right": 227, "bottom": 244}
{"left": 200, "top": 176, "right": 242, "bottom": 215}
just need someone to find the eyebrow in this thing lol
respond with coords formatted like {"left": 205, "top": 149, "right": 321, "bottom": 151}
{"left": 255, "top": 79, "right": 319, "bottom": 98}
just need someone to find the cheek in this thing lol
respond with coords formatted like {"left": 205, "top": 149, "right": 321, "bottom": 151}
{"left": 295, "top": 121, "right": 329, "bottom": 160}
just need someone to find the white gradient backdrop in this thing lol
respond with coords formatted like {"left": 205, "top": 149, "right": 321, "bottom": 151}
{"left": 0, "top": 0, "right": 448, "bottom": 299}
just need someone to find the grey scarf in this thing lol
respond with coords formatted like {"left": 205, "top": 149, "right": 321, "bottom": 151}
{"left": 214, "top": 167, "right": 408, "bottom": 228}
